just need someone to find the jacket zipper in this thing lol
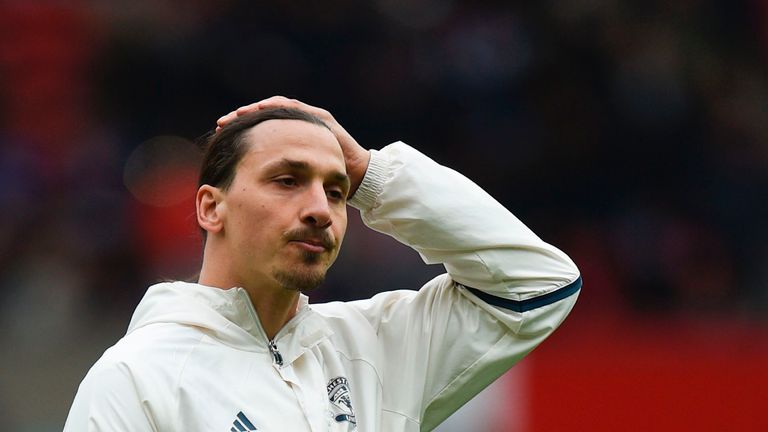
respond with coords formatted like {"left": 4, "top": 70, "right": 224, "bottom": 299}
{"left": 237, "top": 286, "right": 311, "bottom": 368}
{"left": 268, "top": 339, "right": 283, "bottom": 366}
{"left": 263, "top": 304, "right": 312, "bottom": 368}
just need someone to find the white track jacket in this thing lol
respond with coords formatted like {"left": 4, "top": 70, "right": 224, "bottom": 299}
{"left": 64, "top": 142, "right": 581, "bottom": 432}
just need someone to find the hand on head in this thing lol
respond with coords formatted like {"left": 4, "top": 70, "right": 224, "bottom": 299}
{"left": 216, "top": 96, "right": 371, "bottom": 198}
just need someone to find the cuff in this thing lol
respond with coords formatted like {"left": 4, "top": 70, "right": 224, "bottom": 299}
{"left": 348, "top": 147, "right": 391, "bottom": 210}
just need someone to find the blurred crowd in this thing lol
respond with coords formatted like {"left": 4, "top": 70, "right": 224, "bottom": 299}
{"left": 0, "top": 0, "right": 767, "bottom": 428}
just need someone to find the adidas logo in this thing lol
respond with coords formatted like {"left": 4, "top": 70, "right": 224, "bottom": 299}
{"left": 229, "top": 411, "right": 258, "bottom": 431}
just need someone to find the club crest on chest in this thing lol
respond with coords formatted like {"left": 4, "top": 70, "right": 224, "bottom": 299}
{"left": 327, "top": 376, "right": 356, "bottom": 428}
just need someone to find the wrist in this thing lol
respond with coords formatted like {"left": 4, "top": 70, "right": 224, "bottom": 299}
{"left": 347, "top": 150, "right": 371, "bottom": 198}
{"left": 348, "top": 149, "right": 389, "bottom": 210}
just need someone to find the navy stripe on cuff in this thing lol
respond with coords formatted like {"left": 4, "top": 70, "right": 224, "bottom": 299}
{"left": 464, "top": 276, "right": 582, "bottom": 313}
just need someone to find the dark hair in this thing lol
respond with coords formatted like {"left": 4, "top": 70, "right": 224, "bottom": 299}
{"left": 198, "top": 107, "right": 331, "bottom": 190}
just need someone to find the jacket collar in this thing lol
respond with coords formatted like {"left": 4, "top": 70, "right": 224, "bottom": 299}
{"left": 128, "top": 281, "right": 333, "bottom": 362}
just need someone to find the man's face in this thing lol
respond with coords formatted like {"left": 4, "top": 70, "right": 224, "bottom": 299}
{"left": 221, "top": 119, "right": 349, "bottom": 292}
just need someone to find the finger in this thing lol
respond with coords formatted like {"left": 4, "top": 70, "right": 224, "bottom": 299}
{"left": 254, "top": 96, "right": 307, "bottom": 110}
{"left": 220, "top": 96, "right": 285, "bottom": 125}
{"left": 217, "top": 97, "right": 297, "bottom": 131}
{"left": 233, "top": 96, "right": 291, "bottom": 114}
{"left": 255, "top": 97, "right": 333, "bottom": 122}
{"left": 216, "top": 111, "right": 237, "bottom": 126}
{"left": 234, "top": 101, "right": 263, "bottom": 115}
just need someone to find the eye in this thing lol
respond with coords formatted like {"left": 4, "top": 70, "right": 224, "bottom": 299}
{"left": 327, "top": 189, "right": 345, "bottom": 201}
{"left": 275, "top": 176, "right": 298, "bottom": 187}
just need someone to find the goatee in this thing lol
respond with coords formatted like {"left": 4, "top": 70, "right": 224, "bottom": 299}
{"left": 272, "top": 251, "right": 326, "bottom": 292}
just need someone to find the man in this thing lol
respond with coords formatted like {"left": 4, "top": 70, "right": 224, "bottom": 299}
{"left": 64, "top": 96, "right": 581, "bottom": 431}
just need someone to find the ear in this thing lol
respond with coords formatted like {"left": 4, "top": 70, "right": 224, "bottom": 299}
{"left": 196, "top": 185, "right": 225, "bottom": 235}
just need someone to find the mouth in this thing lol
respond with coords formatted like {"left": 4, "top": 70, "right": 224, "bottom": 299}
{"left": 284, "top": 227, "right": 335, "bottom": 255}
{"left": 289, "top": 238, "right": 332, "bottom": 254}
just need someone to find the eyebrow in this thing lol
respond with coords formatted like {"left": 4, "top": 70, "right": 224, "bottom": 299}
{"left": 265, "top": 158, "right": 350, "bottom": 187}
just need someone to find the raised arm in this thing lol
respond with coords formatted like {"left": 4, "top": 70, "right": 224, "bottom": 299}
{"left": 339, "top": 141, "right": 581, "bottom": 429}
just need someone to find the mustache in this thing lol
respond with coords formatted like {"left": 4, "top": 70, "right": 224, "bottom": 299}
{"left": 283, "top": 228, "right": 335, "bottom": 250}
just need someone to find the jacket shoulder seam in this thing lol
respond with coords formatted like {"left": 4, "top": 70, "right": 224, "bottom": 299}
{"left": 172, "top": 333, "right": 207, "bottom": 426}
{"left": 335, "top": 349, "right": 384, "bottom": 389}
{"left": 381, "top": 407, "right": 420, "bottom": 425}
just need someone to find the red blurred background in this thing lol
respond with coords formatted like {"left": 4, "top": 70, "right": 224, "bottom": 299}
{"left": 1, "top": 1, "right": 766, "bottom": 430}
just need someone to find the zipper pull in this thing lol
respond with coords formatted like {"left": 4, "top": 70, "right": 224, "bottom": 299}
{"left": 268, "top": 339, "right": 283, "bottom": 367}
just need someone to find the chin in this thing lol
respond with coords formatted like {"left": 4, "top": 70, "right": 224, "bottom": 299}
{"left": 272, "top": 266, "right": 327, "bottom": 293}
{"left": 298, "top": 249, "right": 324, "bottom": 264}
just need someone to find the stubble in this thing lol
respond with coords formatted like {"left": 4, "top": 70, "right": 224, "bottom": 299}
{"left": 271, "top": 250, "right": 326, "bottom": 292}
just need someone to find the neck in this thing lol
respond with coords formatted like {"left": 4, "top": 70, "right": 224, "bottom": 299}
{"left": 245, "top": 287, "right": 300, "bottom": 340}
{"left": 198, "top": 247, "right": 300, "bottom": 340}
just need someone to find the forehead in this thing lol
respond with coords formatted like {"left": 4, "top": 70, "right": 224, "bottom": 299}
{"left": 239, "top": 119, "right": 345, "bottom": 171}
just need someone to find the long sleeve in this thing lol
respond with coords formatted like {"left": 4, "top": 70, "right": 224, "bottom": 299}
{"left": 63, "top": 358, "right": 157, "bottom": 432}
{"left": 347, "top": 142, "right": 581, "bottom": 430}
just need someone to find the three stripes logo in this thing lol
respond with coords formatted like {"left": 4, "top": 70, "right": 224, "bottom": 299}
{"left": 229, "top": 411, "right": 258, "bottom": 431}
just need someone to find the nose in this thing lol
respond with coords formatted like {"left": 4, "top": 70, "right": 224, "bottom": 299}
{"left": 300, "top": 183, "right": 332, "bottom": 229}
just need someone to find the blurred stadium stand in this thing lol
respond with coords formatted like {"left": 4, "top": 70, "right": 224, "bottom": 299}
{"left": 1, "top": 1, "right": 766, "bottom": 430}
